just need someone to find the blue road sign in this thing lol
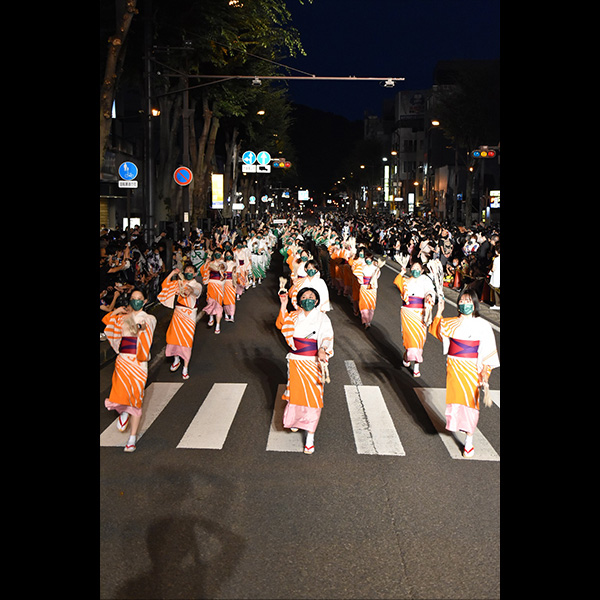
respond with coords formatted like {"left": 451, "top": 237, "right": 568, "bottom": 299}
{"left": 173, "top": 166, "right": 193, "bottom": 186}
{"left": 242, "top": 151, "right": 256, "bottom": 165}
{"left": 119, "top": 161, "right": 138, "bottom": 180}
{"left": 256, "top": 151, "right": 271, "bottom": 166}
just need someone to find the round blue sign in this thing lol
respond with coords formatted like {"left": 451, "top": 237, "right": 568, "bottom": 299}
{"left": 242, "top": 151, "right": 256, "bottom": 165}
{"left": 256, "top": 151, "right": 271, "bottom": 166}
{"left": 119, "top": 161, "right": 138, "bottom": 180}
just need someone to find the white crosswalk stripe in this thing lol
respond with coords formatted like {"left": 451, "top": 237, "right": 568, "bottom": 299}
{"left": 344, "top": 385, "right": 406, "bottom": 456}
{"left": 177, "top": 383, "right": 247, "bottom": 449}
{"left": 413, "top": 388, "right": 500, "bottom": 461}
{"left": 343, "top": 360, "right": 405, "bottom": 456}
{"left": 100, "top": 382, "right": 184, "bottom": 447}
{"left": 101, "top": 378, "right": 499, "bottom": 461}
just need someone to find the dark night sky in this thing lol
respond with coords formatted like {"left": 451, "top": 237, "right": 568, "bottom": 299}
{"left": 284, "top": 0, "right": 501, "bottom": 121}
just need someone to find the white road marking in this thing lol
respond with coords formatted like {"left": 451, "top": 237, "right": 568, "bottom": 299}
{"left": 177, "top": 383, "right": 247, "bottom": 449}
{"left": 344, "top": 359, "right": 363, "bottom": 386}
{"left": 100, "top": 382, "right": 183, "bottom": 447}
{"left": 413, "top": 388, "right": 500, "bottom": 461}
{"left": 344, "top": 385, "right": 406, "bottom": 456}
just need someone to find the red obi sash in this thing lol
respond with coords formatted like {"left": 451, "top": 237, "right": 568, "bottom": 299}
{"left": 119, "top": 336, "right": 137, "bottom": 354}
{"left": 363, "top": 276, "right": 372, "bottom": 285}
{"left": 448, "top": 338, "right": 479, "bottom": 359}
{"left": 292, "top": 337, "right": 318, "bottom": 356}
{"left": 405, "top": 296, "right": 424, "bottom": 308}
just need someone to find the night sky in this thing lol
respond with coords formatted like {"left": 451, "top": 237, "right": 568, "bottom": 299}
{"left": 284, "top": 0, "right": 501, "bottom": 121}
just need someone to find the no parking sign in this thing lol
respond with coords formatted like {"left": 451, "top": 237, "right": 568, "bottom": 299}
{"left": 173, "top": 166, "right": 193, "bottom": 186}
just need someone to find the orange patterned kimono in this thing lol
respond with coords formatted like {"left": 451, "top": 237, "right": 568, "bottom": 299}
{"left": 158, "top": 276, "right": 202, "bottom": 363}
{"left": 223, "top": 261, "right": 237, "bottom": 317}
{"left": 429, "top": 314, "right": 499, "bottom": 433}
{"left": 350, "top": 257, "right": 365, "bottom": 313}
{"left": 276, "top": 306, "right": 334, "bottom": 431}
{"left": 103, "top": 309, "right": 157, "bottom": 416}
{"left": 358, "top": 262, "right": 380, "bottom": 325}
{"left": 393, "top": 272, "right": 435, "bottom": 363}
{"left": 202, "top": 261, "right": 225, "bottom": 318}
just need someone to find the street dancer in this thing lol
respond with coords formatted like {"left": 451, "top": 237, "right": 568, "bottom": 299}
{"left": 393, "top": 259, "right": 436, "bottom": 377}
{"left": 223, "top": 248, "right": 237, "bottom": 323}
{"left": 276, "top": 287, "right": 334, "bottom": 454}
{"left": 103, "top": 288, "right": 157, "bottom": 452}
{"left": 158, "top": 263, "right": 203, "bottom": 379}
{"left": 357, "top": 251, "right": 381, "bottom": 329}
{"left": 202, "top": 249, "right": 226, "bottom": 334}
{"left": 429, "top": 289, "right": 500, "bottom": 457}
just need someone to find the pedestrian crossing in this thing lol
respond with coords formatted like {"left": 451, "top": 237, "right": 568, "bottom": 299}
{"left": 101, "top": 376, "right": 500, "bottom": 461}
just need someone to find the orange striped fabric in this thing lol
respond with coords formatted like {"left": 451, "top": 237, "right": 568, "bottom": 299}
{"left": 359, "top": 286, "right": 377, "bottom": 312}
{"left": 166, "top": 305, "right": 196, "bottom": 349}
{"left": 400, "top": 304, "right": 427, "bottom": 350}
{"left": 157, "top": 278, "right": 178, "bottom": 309}
{"left": 223, "top": 274, "right": 236, "bottom": 307}
{"left": 429, "top": 315, "right": 498, "bottom": 409}
{"left": 283, "top": 358, "right": 324, "bottom": 408}
{"left": 394, "top": 273, "right": 428, "bottom": 351}
{"left": 280, "top": 309, "right": 300, "bottom": 347}
{"left": 351, "top": 259, "right": 364, "bottom": 302}
{"left": 102, "top": 311, "right": 157, "bottom": 409}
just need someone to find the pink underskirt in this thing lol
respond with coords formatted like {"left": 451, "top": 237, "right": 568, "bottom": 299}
{"left": 405, "top": 347, "right": 424, "bottom": 363}
{"left": 166, "top": 344, "right": 192, "bottom": 363}
{"left": 104, "top": 399, "right": 142, "bottom": 418}
{"left": 445, "top": 403, "right": 479, "bottom": 433}
{"left": 283, "top": 402, "right": 322, "bottom": 432}
{"left": 360, "top": 309, "right": 374, "bottom": 324}
{"left": 203, "top": 298, "right": 223, "bottom": 317}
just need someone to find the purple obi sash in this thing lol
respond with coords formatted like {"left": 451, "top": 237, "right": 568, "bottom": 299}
{"left": 225, "top": 272, "right": 233, "bottom": 279}
{"left": 448, "top": 338, "right": 479, "bottom": 359}
{"left": 209, "top": 271, "right": 221, "bottom": 280}
{"left": 119, "top": 336, "right": 137, "bottom": 354}
{"left": 405, "top": 296, "right": 424, "bottom": 308}
{"left": 292, "top": 337, "right": 318, "bottom": 356}
{"left": 239, "top": 260, "right": 245, "bottom": 265}
{"left": 363, "top": 276, "right": 371, "bottom": 285}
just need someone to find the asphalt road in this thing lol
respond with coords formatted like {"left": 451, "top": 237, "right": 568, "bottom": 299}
{"left": 99, "top": 249, "right": 501, "bottom": 600}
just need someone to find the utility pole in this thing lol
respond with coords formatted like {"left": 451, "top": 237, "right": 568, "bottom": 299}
{"left": 143, "top": 0, "right": 155, "bottom": 245}
{"left": 182, "top": 79, "right": 191, "bottom": 239}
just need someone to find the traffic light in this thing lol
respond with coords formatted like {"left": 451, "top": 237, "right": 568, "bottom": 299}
{"left": 272, "top": 159, "right": 292, "bottom": 168}
{"left": 472, "top": 146, "right": 498, "bottom": 159}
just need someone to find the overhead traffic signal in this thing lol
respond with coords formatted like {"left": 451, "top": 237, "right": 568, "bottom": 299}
{"left": 472, "top": 146, "right": 498, "bottom": 159}
{"left": 272, "top": 159, "right": 292, "bottom": 168}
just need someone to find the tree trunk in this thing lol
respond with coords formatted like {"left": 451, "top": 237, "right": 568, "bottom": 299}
{"left": 191, "top": 98, "right": 213, "bottom": 221}
{"left": 99, "top": 0, "right": 138, "bottom": 173}
{"left": 156, "top": 91, "right": 183, "bottom": 219}
{"left": 191, "top": 103, "right": 220, "bottom": 221}
{"left": 222, "top": 127, "right": 238, "bottom": 219}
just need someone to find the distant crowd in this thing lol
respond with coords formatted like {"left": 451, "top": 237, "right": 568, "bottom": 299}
{"left": 100, "top": 211, "right": 500, "bottom": 337}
